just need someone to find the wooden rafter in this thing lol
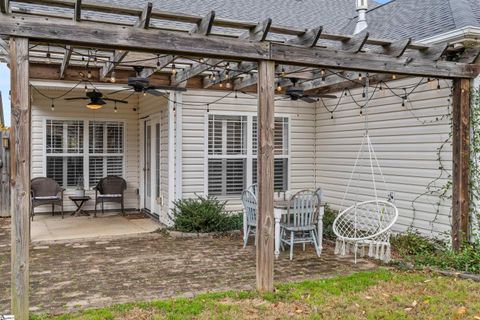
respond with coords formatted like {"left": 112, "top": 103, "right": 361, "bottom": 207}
{"left": 99, "top": 2, "right": 153, "bottom": 80}
{"left": 341, "top": 30, "right": 369, "bottom": 53}
{"left": 173, "top": 18, "right": 271, "bottom": 86}
{"left": 59, "top": 45, "right": 72, "bottom": 79}
{"left": 74, "top": 0, "right": 81, "bottom": 21}
{"left": 142, "top": 10, "right": 216, "bottom": 80}
{"left": 0, "top": 37, "right": 9, "bottom": 63}
{"left": 0, "top": 0, "right": 9, "bottom": 14}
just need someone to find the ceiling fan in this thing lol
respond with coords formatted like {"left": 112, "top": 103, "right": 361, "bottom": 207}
{"left": 283, "top": 78, "right": 337, "bottom": 103}
{"left": 65, "top": 90, "right": 128, "bottom": 110}
{"left": 110, "top": 66, "right": 187, "bottom": 97}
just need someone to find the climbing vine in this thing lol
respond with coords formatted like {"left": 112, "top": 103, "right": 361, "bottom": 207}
{"left": 470, "top": 86, "right": 480, "bottom": 241}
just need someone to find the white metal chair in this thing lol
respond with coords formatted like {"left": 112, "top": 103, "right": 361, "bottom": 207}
{"left": 280, "top": 190, "right": 321, "bottom": 260}
{"left": 241, "top": 189, "right": 257, "bottom": 248}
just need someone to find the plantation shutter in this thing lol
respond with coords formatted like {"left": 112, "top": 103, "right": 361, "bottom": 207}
{"left": 252, "top": 158, "right": 288, "bottom": 192}
{"left": 208, "top": 115, "right": 247, "bottom": 196}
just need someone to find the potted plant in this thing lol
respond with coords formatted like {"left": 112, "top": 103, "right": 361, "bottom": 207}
{"left": 74, "top": 176, "right": 85, "bottom": 197}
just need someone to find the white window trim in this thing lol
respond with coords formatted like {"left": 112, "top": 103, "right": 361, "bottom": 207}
{"left": 43, "top": 117, "right": 126, "bottom": 190}
{"left": 204, "top": 111, "right": 291, "bottom": 199}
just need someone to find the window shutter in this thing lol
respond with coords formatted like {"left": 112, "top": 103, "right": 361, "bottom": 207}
{"left": 226, "top": 159, "right": 246, "bottom": 195}
{"left": 251, "top": 158, "right": 288, "bottom": 192}
{"left": 226, "top": 117, "right": 246, "bottom": 155}
{"left": 89, "top": 156, "right": 104, "bottom": 187}
{"left": 106, "top": 122, "right": 124, "bottom": 153}
{"left": 208, "top": 115, "right": 223, "bottom": 155}
{"left": 107, "top": 156, "right": 123, "bottom": 176}
{"left": 208, "top": 159, "right": 224, "bottom": 195}
{"left": 46, "top": 157, "right": 64, "bottom": 186}
{"left": 67, "top": 157, "right": 84, "bottom": 187}
{"left": 46, "top": 120, "right": 64, "bottom": 154}
{"left": 89, "top": 121, "right": 104, "bottom": 154}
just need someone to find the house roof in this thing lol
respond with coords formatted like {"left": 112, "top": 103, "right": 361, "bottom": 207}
{"left": 342, "top": 0, "right": 480, "bottom": 40}
{"left": 14, "top": 0, "right": 380, "bottom": 34}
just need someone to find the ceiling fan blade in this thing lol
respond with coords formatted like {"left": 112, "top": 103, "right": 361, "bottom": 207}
{"left": 104, "top": 98, "right": 129, "bottom": 104}
{"left": 307, "top": 93, "right": 337, "bottom": 99}
{"left": 300, "top": 97, "right": 318, "bottom": 103}
{"left": 149, "top": 85, "right": 187, "bottom": 92}
{"left": 108, "top": 88, "right": 131, "bottom": 95}
{"left": 65, "top": 97, "right": 90, "bottom": 100}
{"left": 146, "top": 89, "right": 167, "bottom": 97}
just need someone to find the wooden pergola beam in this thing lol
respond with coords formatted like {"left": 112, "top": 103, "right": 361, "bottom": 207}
{"left": 99, "top": 2, "right": 153, "bottom": 80}
{"left": 147, "top": 11, "right": 216, "bottom": 81}
{"left": 59, "top": 45, "right": 72, "bottom": 79}
{"left": 10, "top": 36, "right": 30, "bottom": 320}
{"left": 0, "top": 15, "right": 478, "bottom": 78}
{"left": 173, "top": 18, "right": 271, "bottom": 86}
{"left": 452, "top": 78, "right": 471, "bottom": 251}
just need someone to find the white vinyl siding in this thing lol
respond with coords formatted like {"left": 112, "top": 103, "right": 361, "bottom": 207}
{"left": 315, "top": 77, "right": 453, "bottom": 237}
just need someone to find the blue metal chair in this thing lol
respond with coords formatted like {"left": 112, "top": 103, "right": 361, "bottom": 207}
{"left": 247, "top": 183, "right": 257, "bottom": 198}
{"left": 280, "top": 190, "right": 321, "bottom": 260}
{"left": 241, "top": 189, "right": 257, "bottom": 248}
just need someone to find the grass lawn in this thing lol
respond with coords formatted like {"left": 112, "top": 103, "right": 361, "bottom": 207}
{"left": 32, "top": 268, "right": 480, "bottom": 320}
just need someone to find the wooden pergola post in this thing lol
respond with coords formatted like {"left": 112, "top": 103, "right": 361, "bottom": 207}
{"left": 256, "top": 60, "right": 275, "bottom": 292}
{"left": 10, "top": 36, "right": 31, "bottom": 320}
{"left": 452, "top": 78, "right": 471, "bottom": 251}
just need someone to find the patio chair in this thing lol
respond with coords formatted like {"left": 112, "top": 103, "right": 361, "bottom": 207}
{"left": 241, "top": 189, "right": 257, "bottom": 248}
{"left": 280, "top": 190, "right": 321, "bottom": 260}
{"left": 30, "top": 177, "right": 64, "bottom": 220}
{"left": 94, "top": 176, "right": 127, "bottom": 217}
{"left": 246, "top": 183, "right": 257, "bottom": 198}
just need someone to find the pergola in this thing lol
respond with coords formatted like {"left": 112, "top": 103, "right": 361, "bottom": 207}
{"left": 1, "top": 0, "right": 479, "bottom": 318}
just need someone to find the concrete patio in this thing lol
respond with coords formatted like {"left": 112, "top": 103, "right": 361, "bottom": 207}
{"left": 0, "top": 218, "right": 377, "bottom": 316}
{"left": 31, "top": 212, "right": 160, "bottom": 242}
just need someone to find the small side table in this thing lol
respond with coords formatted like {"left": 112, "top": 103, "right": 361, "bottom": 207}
{"left": 69, "top": 196, "right": 92, "bottom": 216}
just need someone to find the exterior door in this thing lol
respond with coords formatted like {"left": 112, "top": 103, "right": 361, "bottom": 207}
{"left": 144, "top": 120, "right": 152, "bottom": 211}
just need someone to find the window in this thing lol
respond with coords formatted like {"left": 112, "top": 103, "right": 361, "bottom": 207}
{"left": 46, "top": 120, "right": 84, "bottom": 188}
{"left": 207, "top": 114, "right": 289, "bottom": 196}
{"left": 45, "top": 119, "right": 124, "bottom": 188}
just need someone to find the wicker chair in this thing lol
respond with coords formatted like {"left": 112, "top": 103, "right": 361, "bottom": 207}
{"left": 30, "top": 177, "right": 64, "bottom": 220}
{"left": 94, "top": 176, "right": 127, "bottom": 217}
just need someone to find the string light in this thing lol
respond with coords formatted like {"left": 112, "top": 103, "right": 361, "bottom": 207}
{"left": 84, "top": 83, "right": 88, "bottom": 92}
{"left": 281, "top": 67, "right": 286, "bottom": 77}
{"left": 199, "top": 57, "right": 205, "bottom": 63}
{"left": 114, "top": 102, "right": 118, "bottom": 113}
{"left": 436, "top": 79, "right": 441, "bottom": 90}
{"left": 392, "top": 74, "right": 397, "bottom": 80}
{"left": 226, "top": 82, "right": 231, "bottom": 89}
{"left": 51, "top": 100, "right": 55, "bottom": 111}
{"left": 277, "top": 84, "right": 282, "bottom": 91}
{"left": 212, "top": 72, "right": 216, "bottom": 81}
{"left": 110, "top": 70, "right": 116, "bottom": 83}
{"left": 87, "top": 69, "right": 92, "bottom": 79}
{"left": 171, "top": 64, "right": 177, "bottom": 75}
{"left": 234, "top": 91, "right": 238, "bottom": 99}
{"left": 219, "top": 83, "right": 224, "bottom": 88}
{"left": 358, "top": 73, "right": 363, "bottom": 81}
{"left": 156, "top": 54, "right": 161, "bottom": 68}
{"left": 226, "top": 62, "right": 230, "bottom": 70}
{"left": 206, "top": 104, "right": 210, "bottom": 113}
{"left": 362, "top": 86, "right": 366, "bottom": 98}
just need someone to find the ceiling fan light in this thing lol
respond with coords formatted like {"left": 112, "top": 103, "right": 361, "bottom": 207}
{"left": 86, "top": 102, "right": 103, "bottom": 110}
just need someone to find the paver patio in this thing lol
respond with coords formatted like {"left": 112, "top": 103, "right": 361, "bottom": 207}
{"left": 0, "top": 217, "right": 377, "bottom": 315}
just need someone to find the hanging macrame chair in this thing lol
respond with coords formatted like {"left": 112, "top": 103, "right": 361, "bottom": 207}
{"left": 332, "top": 76, "right": 398, "bottom": 263}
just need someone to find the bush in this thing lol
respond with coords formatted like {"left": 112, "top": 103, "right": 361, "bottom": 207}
{"left": 322, "top": 204, "right": 337, "bottom": 240}
{"left": 171, "top": 194, "right": 242, "bottom": 233}
{"left": 391, "top": 230, "right": 480, "bottom": 274}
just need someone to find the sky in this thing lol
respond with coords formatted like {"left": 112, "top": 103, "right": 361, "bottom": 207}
{"left": 0, "top": 63, "right": 9, "bottom": 126}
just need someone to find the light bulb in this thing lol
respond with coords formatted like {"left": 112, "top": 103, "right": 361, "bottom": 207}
{"left": 87, "top": 70, "right": 92, "bottom": 79}
{"left": 110, "top": 71, "right": 116, "bottom": 83}
{"left": 392, "top": 74, "right": 397, "bottom": 80}
{"left": 219, "top": 83, "right": 224, "bottom": 88}
{"left": 171, "top": 64, "right": 177, "bottom": 75}
{"left": 226, "top": 82, "right": 231, "bottom": 89}
{"left": 114, "top": 106, "right": 118, "bottom": 113}
{"left": 200, "top": 57, "right": 205, "bottom": 63}
{"left": 281, "top": 67, "right": 285, "bottom": 77}
{"left": 277, "top": 85, "right": 282, "bottom": 91}
{"left": 358, "top": 73, "right": 363, "bottom": 81}
{"left": 51, "top": 102, "right": 55, "bottom": 111}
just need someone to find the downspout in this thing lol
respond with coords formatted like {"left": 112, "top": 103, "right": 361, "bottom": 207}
{"left": 174, "top": 91, "right": 183, "bottom": 200}
{"left": 167, "top": 91, "right": 176, "bottom": 223}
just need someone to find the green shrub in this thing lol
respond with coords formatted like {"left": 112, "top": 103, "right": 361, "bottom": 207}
{"left": 322, "top": 204, "right": 337, "bottom": 240}
{"left": 391, "top": 230, "right": 480, "bottom": 274}
{"left": 171, "top": 194, "right": 242, "bottom": 233}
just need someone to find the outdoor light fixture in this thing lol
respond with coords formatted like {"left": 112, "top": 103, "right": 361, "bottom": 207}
{"left": 2, "top": 135, "right": 9, "bottom": 149}
{"left": 86, "top": 99, "right": 106, "bottom": 110}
